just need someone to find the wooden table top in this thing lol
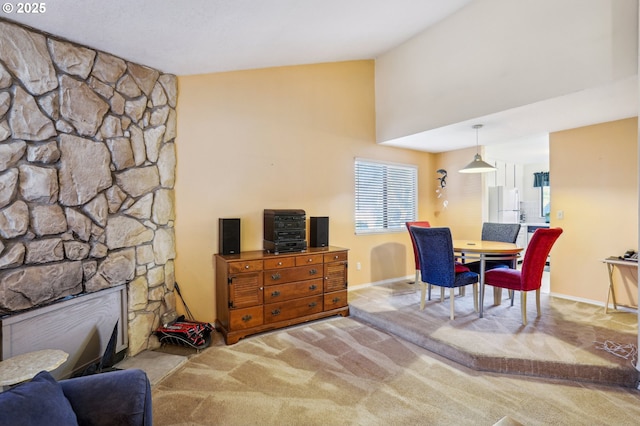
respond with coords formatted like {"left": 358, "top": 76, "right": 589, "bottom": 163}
{"left": 215, "top": 246, "right": 348, "bottom": 261}
{"left": 453, "top": 239, "right": 523, "bottom": 255}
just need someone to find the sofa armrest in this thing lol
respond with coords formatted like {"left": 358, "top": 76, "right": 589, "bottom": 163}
{"left": 60, "top": 368, "right": 152, "bottom": 426}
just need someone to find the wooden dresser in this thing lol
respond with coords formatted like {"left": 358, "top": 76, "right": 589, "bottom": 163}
{"left": 215, "top": 246, "right": 348, "bottom": 344}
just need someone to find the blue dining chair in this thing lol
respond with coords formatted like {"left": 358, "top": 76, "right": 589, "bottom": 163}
{"left": 408, "top": 223, "right": 472, "bottom": 301}
{"left": 465, "top": 222, "right": 522, "bottom": 273}
{"left": 411, "top": 226, "right": 479, "bottom": 320}
{"left": 405, "top": 221, "right": 431, "bottom": 287}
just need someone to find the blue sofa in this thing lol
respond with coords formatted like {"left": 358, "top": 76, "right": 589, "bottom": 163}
{"left": 0, "top": 368, "right": 152, "bottom": 426}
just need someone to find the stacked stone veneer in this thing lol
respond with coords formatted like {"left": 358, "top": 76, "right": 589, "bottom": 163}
{"left": 0, "top": 20, "right": 178, "bottom": 355}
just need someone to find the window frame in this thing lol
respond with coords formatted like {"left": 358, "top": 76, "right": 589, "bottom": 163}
{"left": 540, "top": 185, "right": 550, "bottom": 219}
{"left": 354, "top": 158, "right": 418, "bottom": 235}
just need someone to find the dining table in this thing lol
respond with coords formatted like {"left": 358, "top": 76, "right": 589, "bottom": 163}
{"left": 453, "top": 239, "right": 523, "bottom": 318}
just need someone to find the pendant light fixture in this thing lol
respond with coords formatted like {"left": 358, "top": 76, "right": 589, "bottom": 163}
{"left": 459, "top": 124, "right": 497, "bottom": 173}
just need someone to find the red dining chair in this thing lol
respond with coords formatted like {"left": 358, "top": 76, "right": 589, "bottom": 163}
{"left": 483, "top": 227, "right": 563, "bottom": 325}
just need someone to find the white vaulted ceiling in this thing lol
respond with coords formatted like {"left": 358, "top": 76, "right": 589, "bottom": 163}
{"left": 4, "top": 0, "right": 637, "bottom": 159}
{"left": 5, "top": 0, "right": 471, "bottom": 75}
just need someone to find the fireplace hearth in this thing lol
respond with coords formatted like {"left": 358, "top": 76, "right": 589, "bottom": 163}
{"left": 0, "top": 285, "right": 127, "bottom": 379}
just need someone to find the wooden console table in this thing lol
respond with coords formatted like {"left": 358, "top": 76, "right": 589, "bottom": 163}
{"left": 602, "top": 257, "right": 638, "bottom": 313}
{"left": 215, "top": 246, "right": 349, "bottom": 344}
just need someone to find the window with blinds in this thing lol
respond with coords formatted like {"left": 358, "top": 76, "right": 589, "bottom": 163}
{"left": 354, "top": 158, "right": 417, "bottom": 234}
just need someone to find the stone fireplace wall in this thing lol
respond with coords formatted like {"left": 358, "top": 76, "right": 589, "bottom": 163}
{"left": 0, "top": 19, "right": 177, "bottom": 356}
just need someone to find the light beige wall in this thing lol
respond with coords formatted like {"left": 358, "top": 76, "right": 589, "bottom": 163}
{"left": 430, "top": 147, "right": 485, "bottom": 240}
{"left": 174, "top": 61, "right": 435, "bottom": 322}
{"left": 550, "top": 117, "right": 638, "bottom": 307}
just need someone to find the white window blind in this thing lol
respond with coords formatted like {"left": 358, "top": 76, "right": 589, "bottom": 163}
{"left": 355, "top": 158, "right": 417, "bottom": 234}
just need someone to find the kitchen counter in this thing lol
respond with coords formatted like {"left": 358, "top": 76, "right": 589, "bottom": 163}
{"left": 524, "top": 223, "right": 549, "bottom": 232}
{"left": 512, "top": 223, "right": 550, "bottom": 262}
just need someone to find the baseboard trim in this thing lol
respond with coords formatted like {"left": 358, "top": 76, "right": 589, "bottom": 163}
{"left": 548, "top": 292, "right": 637, "bottom": 313}
{"left": 348, "top": 276, "right": 414, "bottom": 292}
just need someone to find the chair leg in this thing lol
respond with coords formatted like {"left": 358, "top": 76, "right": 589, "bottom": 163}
{"left": 509, "top": 290, "right": 515, "bottom": 306}
{"left": 472, "top": 284, "right": 478, "bottom": 312}
{"left": 440, "top": 286, "right": 445, "bottom": 302}
{"left": 493, "top": 287, "right": 503, "bottom": 306}
{"left": 415, "top": 270, "right": 420, "bottom": 285}
{"left": 420, "top": 282, "right": 427, "bottom": 310}
{"left": 521, "top": 291, "right": 527, "bottom": 325}
{"left": 536, "top": 289, "right": 541, "bottom": 317}
{"left": 428, "top": 282, "right": 432, "bottom": 301}
{"left": 459, "top": 286, "right": 465, "bottom": 296}
{"left": 450, "top": 288, "right": 455, "bottom": 320}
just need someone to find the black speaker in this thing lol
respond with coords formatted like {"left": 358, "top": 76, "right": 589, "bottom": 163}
{"left": 310, "top": 217, "right": 329, "bottom": 247}
{"left": 219, "top": 218, "right": 240, "bottom": 255}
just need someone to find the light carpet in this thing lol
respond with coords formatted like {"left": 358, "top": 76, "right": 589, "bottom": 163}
{"left": 152, "top": 317, "right": 640, "bottom": 426}
{"left": 348, "top": 281, "right": 639, "bottom": 387}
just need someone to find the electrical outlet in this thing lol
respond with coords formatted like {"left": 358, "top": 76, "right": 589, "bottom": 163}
{"left": 557, "top": 210, "right": 564, "bottom": 220}
{"left": 356, "top": 262, "right": 362, "bottom": 271}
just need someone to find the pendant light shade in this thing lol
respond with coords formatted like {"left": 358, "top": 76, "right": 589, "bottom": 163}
{"left": 459, "top": 124, "right": 496, "bottom": 173}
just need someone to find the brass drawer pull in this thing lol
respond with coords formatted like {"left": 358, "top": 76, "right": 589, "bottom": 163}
{"left": 307, "top": 258, "right": 314, "bottom": 263}
{"left": 271, "top": 272, "right": 281, "bottom": 280}
{"left": 309, "top": 268, "right": 318, "bottom": 275}
{"left": 334, "top": 255, "right": 339, "bottom": 260}
{"left": 242, "top": 315, "right": 252, "bottom": 322}
{"left": 332, "top": 297, "right": 340, "bottom": 303}
{"left": 271, "top": 309, "right": 281, "bottom": 316}
{"left": 309, "top": 284, "right": 317, "bottom": 290}
{"left": 308, "top": 302, "right": 317, "bottom": 308}
{"left": 277, "top": 261, "right": 283, "bottom": 266}
{"left": 245, "top": 265, "right": 250, "bottom": 269}
{"left": 271, "top": 290, "right": 281, "bottom": 297}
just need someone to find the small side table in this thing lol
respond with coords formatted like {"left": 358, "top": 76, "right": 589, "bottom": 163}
{"left": 0, "top": 349, "right": 68, "bottom": 388}
{"left": 602, "top": 257, "right": 638, "bottom": 313}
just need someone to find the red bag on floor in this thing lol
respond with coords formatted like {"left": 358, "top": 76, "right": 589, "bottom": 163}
{"left": 155, "top": 317, "right": 213, "bottom": 349}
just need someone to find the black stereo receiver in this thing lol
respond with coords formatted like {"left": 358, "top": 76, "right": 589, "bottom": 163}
{"left": 264, "top": 209, "right": 307, "bottom": 253}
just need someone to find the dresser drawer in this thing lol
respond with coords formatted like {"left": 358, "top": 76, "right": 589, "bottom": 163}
{"left": 324, "top": 251, "right": 348, "bottom": 263}
{"left": 229, "top": 260, "right": 263, "bottom": 274}
{"left": 263, "top": 257, "right": 296, "bottom": 270}
{"left": 324, "top": 291, "right": 348, "bottom": 309}
{"left": 264, "top": 295, "right": 324, "bottom": 324}
{"left": 264, "top": 265, "right": 322, "bottom": 285}
{"left": 229, "top": 306, "right": 264, "bottom": 330}
{"left": 263, "top": 278, "right": 323, "bottom": 303}
{"left": 295, "top": 254, "right": 323, "bottom": 266}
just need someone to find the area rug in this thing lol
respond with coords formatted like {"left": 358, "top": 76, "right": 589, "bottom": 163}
{"left": 152, "top": 317, "right": 640, "bottom": 426}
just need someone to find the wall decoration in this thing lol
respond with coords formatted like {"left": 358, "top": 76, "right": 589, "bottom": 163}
{"left": 436, "top": 169, "right": 448, "bottom": 208}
